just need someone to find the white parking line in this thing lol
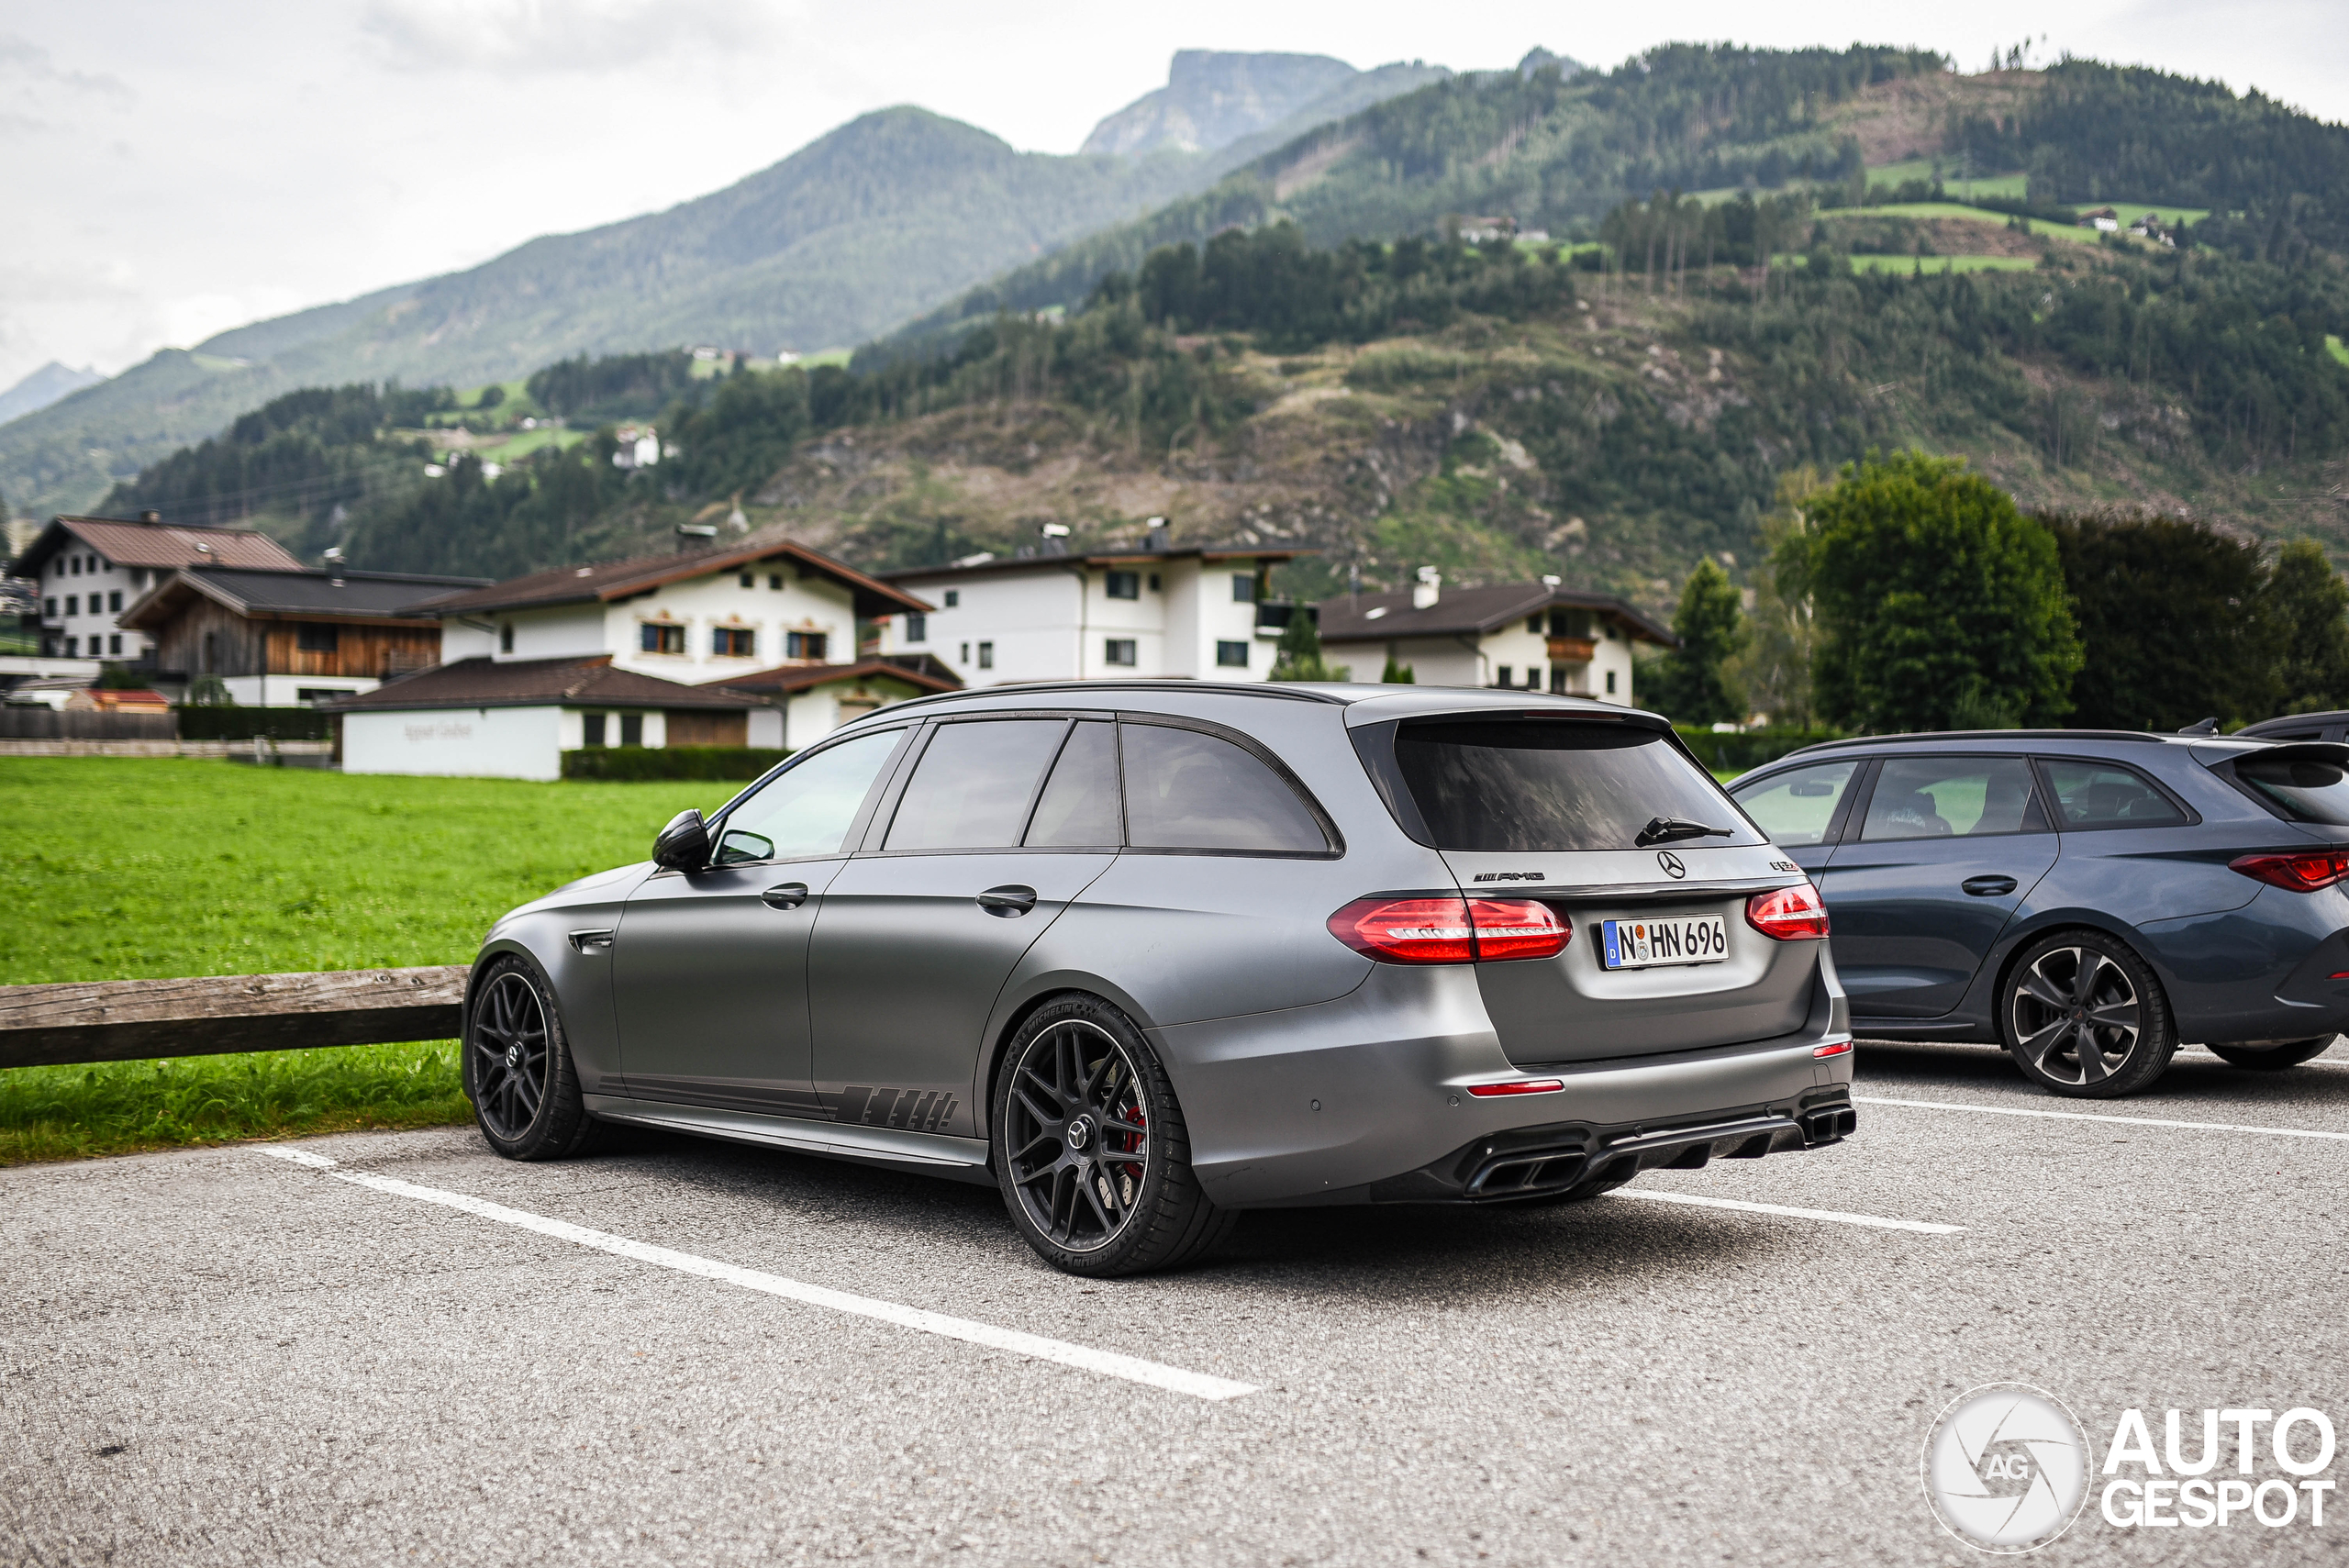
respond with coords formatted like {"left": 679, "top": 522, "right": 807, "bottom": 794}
{"left": 1609, "top": 1187, "right": 1965, "bottom": 1235}
{"left": 253, "top": 1146, "right": 1256, "bottom": 1402}
{"left": 1856, "top": 1094, "right": 2349, "bottom": 1143}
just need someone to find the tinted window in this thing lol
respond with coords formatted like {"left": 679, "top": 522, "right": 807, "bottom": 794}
{"left": 2041, "top": 760, "right": 2188, "bottom": 829}
{"left": 1861, "top": 757, "right": 2047, "bottom": 841}
{"left": 1122, "top": 724, "right": 1327, "bottom": 852}
{"left": 2232, "top": 753, "right": 2349, "bottom": 825}
{"left": 1394, "top": 721, "right": 1757, "bottom": 852}
{"left": 1026, "top": 722, "right": 1121, "bottom": 847}
{"left": 885, "top": 720, "right": 1065, "bottom": 851}
{"left": 1731, "top": 761, "right": 1858, "bottom": 847}
{"left": 716, "top": 728, "right": 905, "bottom": 863}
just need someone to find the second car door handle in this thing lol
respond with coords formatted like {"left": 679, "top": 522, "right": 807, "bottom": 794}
{"left": 1962, "top": 875, "right": 2019, "bottom": 897}
{"left": 761, "top": 883, "right": 810, "bottom": 910}
{"left": 978, "top": 884, "right": 1039, "bottom": 917}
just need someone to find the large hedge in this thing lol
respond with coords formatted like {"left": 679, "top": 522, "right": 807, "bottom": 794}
{"left": 560, "top": 747, "right": 790, "bottom": 782}
{"left": 176, "top": 707, "right": 334, "bottom": 741}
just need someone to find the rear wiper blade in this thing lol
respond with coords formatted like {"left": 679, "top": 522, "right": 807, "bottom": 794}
{"left": 1636, "top": 816, "right": 1732, "bottom": 848}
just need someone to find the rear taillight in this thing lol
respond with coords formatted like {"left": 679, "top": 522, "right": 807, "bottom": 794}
{"left": 1746, "top": 883, "right": 1830, "bottom": 940}
{"left": 1326, "top": 896, "right": 1569, "bottom": 963}
{"left": 2231, "top": 850, "right": 2349, "bottom": 893}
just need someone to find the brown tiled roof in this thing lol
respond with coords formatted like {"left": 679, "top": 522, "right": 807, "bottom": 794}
{"left": 1316, "top": 583, "right": 1676, "bottom": 647}
{"left": 714, "top": 658, "right": 963, "bottom": 698}
{"left": 879, "top": 543, "right": 1309, "bottom": 583}
{"left": 321, "top": 656, "right": 768, "bottom": 713}
{"left": 406, "top": 529, "right": 930, "bottom": 619}
{"left": 17, "top": 516, "right": 304, "bottom": 578}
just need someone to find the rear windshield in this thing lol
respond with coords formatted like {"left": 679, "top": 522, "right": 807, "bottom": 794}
{"left": 1393, "top": 720, "right": 1762, "bottom": 852}
{"left": 2235, "top": 752, "right": 2349, "bottom": 825}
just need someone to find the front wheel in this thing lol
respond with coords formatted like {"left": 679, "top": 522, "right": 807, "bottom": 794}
{"left": 2000, "top": 931, "right": 2177, "bottom": 1098}
{"left": 464, "top": 954, "right": 607, "bottom": 1160}
{"left": 991, "top": 995, "right": 1233, "bottom": 1277}
{"left": 2210, "top": 1037, "right": 2337, "bottom": 1071}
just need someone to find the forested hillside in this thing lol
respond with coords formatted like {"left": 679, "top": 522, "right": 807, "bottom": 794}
{"left": 104, "top": 214, "right": 2349, "bottom": 617}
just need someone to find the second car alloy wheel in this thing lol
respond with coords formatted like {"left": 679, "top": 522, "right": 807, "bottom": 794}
{"left": 2004, "top": 932, "right": 2176, "bottom": 1097}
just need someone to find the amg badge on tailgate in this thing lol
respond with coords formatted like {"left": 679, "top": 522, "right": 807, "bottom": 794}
{"left": 1473, "top": 872, "right": 1548, "bottom": 883}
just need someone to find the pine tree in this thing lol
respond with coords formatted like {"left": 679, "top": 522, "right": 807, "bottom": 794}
{"left": 1269, "top": 607, "right": 1345, "bottom": 681}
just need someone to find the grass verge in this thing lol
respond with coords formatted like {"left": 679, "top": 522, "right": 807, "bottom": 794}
{"left": 0, "top": 1040, "right": 467, "bottom": 1166}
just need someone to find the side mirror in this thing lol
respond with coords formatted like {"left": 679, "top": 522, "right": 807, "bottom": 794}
{"left": 652, "top": 807, "right": 711, "bottom": 871}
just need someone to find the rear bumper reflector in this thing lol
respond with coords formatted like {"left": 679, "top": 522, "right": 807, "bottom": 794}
{"left": 1813, "top": 1040, "right": 1854, "bottom": 1058}
{"left": 1466, "top": 1079, "right": 1566, "bottom": 1097}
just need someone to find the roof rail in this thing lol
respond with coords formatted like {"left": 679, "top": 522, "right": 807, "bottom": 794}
{"left": 1785, "top": 728, "right": 2170, "bottom": 758}
{"left": 861, "top": 679, "right": 1356, "bottom": 720}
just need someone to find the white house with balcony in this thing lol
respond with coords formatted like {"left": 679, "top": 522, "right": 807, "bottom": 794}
{"left": 1314, "top": 573, "right": 1675, "bottom": 700}
{"left": 15, "top": 511, "right": 304, "bottom": 668}
{"left": 871, "top": 533, "right": 1311, "bottom": 684}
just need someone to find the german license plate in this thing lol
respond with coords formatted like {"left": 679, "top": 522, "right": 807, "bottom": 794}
{"left": 1599, "top": 914, "right": 1728, "bottom": 970}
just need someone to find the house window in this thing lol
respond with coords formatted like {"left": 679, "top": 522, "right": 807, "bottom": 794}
{"left": 42, "top": 598, "right": 53, "bottom": 617}
{"left": 1606, "top": 671, "right": 1618, "bottom": 695}
{"left": 713, "top": 626, "right": 756, "bottom": 658}
{"left": 1497, "top": 666, "right": 1513, "bottom": 688}
{"left": 768, "top": 574, "right": 784, "bottom": 590}
{"left": 499, "top": 623, "right": 514, "bottom": 653}
{"left": 904, "top": 613, "right": 927, "bottom": 643}
{"left": 640, "top": 622, "right": 685, "bottom": 655}
{"left": 63, "top": 637, "right": 75, "bottom": 656}
{"left": 785, "top": 630, "right": 827, "bottom": 661}
{"left": 64, "top": 595, "right": 76, "bottom": 617}
{"left": 619, "top": 714, "right": 644, "bottom": 747}
{"left": 108, "top": 591, "right": 122, "bottom": 613}
{"left": 740, "top": 573, "right": 755, "bottom": 588}
{"left": 977, "top": 640, "right": 994, "bottom": 670}
{"left": 1105, "top": 570, "right": 1140, "bottom": 600}
{"left": 583, "top": 714, "right": 607, "bottom": 747}
{"left": 1148, "top": 573, "right": 1161, "bottom": 592}
{"left": 960, "top": 641, "right": 970, "bottom": 663}
{"left": 1529, "top": 663, "right": 1545, "bottom": 690}
{"left": 297, "top": 623, "right": 339, "bottom": 653}
{"left": 1104, "top": 639, "right": 1137, "bottom": 667}
{"left": 109, "top": 635, "right": 122, "bottom": 656}
{"left": 1216, "top": 640, "right": 1249, "bottom": 668}
{"left": 944, "top": 590, "right": 959, "bottom": 607}
{"left": 295, "top": 688, "right": 344, "bottom": 706}
{"left": 69, "top": 558, "right": 80, "bottom": 576}
{"left": 1230, "top": 573, "right": 1256, "bottom": 603}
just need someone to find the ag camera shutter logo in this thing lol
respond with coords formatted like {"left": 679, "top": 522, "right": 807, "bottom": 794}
{"left": 1922, "top": 1384, "right": 2090, "bottom": 1552}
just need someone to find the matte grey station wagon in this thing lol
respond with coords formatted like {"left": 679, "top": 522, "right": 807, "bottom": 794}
{"left": 464, "top": 684, "right": 1858, "bottom": 1275}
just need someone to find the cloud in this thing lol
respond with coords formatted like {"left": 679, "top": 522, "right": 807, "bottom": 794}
{"left": 361, "top": 0, "right": 792, "bottom": 74}
{"left": 0, "top": 32, "right": 132, "bottom": 101}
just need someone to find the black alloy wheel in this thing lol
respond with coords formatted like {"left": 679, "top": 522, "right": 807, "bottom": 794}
{"left": 992, "top": 995, "right": 1233, "bottom": 1277}
{"left": 2002, "top": 931, "right": 2177, "bottom": 1098}
{"left": 2209, "top": 1036, "right": 2337, "bottom": 1071}
{"left": 464, "top": 955, "right": 606, "bottom": 1160}
{"left": 471, "top": 970, "right": 549, "bottom": 1140}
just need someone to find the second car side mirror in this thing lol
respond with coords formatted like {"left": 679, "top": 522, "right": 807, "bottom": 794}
{"left": 652, "top": 808, "right": 711, "bottom": 872}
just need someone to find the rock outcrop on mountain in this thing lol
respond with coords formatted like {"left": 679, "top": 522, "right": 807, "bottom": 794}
{"left": 1081, "top": 50, "right": 1360, "bottom": 156}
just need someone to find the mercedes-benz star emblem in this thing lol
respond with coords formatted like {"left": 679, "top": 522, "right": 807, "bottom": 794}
{"left": 1657, "top": 851, "right": 1687, "bottom": 879}
{"left": 1065, "top": 1115, "right": 1093, "bottom": 1151}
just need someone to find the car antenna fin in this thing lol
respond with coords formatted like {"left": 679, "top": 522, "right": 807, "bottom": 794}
{"left": 2177, "top": 717, "right": 2220, "bottom": 736}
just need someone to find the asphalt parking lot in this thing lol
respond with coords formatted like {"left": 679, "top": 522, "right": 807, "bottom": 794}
{"left": 6, "top": 1041, "right": 2348, "bottom": 1567}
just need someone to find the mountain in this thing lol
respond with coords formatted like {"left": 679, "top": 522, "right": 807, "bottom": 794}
{"left": 0, "top": 362, "right": 103, "bottom": 432}
{"left": 1081, "top": 50, "right": 1362, "bottom": 155}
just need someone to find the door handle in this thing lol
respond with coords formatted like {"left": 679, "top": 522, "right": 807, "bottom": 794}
{"left": 977, "top": 884, "right": 1039, "bottom": 917}
{"left": 761, "top": 883, "right": 810, "bottom": 910}
{"left": 1961, "top": 875, "right": 2018, "bottom": 897}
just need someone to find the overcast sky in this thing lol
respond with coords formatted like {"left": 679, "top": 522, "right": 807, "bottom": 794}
{"left": 4, "top": 0, "right": 2343, "bottom": 394}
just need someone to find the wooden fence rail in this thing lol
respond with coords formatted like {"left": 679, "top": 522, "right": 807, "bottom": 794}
{"left": 0, "top": 966, "right": 470, "bottom": 1070}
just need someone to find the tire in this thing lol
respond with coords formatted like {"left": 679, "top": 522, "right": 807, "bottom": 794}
{"left": 991, "top": 995, "right": 1234, "bottom": 1278}
{"left": 2000, "top": 929, "right": 2177, "bottom": 1098}
{"left": 2210, "top": 1036, "right": 2337, "bottom": 1071}
{"left": 463, "top": 953, "right": 607, "bottom": 1161}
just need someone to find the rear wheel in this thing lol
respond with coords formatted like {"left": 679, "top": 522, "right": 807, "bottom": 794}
{"left": 465, "top": 955, "right": 606, "bottom": 1161}
{"left": 2209, "top": 1036, "right": 2337, "bottom": 1071}
{"left": 992, "top": 995, "right": 1232, "bottom": 1277}
{"left": 2000, "top": 931, "right": 2176, "bottom": 1098}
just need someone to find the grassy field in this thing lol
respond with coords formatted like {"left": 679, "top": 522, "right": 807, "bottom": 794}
{"left": 1866, "top": 161, "right": 2028, "bottom": 202}
{"left": 0, "top": 760, "right": 739, "bottom": 1165}
{"left": 472, "top": 425, "right": 590, "bottom": 464}
{"left": 2330, "top": 335, "right": 2349, "bottom": 368}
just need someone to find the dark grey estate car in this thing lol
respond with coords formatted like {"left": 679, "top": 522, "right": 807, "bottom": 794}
{"left": 1730, "top": 730, "right": 2349, "bottom": 1098}
{"left": 464, "top": 684, "right": 1857, "bottom": 1275}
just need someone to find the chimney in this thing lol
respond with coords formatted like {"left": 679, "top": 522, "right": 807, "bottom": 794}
{"left": 140, "top": 510, "right": 161, "bottom": 523}
{"left": 1411, "top": 566, "right": 1441, "bottom": 611}
{"left": 1039, "top": 521, "right": 1071, "bottom": 557}
{"left": 675, "top": 522, "right": 718, "bottom": 549}
{"left": 1143, "top": 517, "right": 1172, "bottom": 550}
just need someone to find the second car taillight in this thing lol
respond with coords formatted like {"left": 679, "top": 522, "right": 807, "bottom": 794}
{"left": 2231, "top": 850, "right": 2349, "bottom": 892}
{"left": 1746, "top": 883, "right": 1831, "bottom": 940}
{"left": 1327, "top": 896, "right": 1569, "bottom": 963}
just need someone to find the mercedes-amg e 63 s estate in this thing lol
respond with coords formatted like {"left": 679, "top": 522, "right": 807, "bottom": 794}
{"left": 463, "top": 683, "right": 1857, "bottom": 1275}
